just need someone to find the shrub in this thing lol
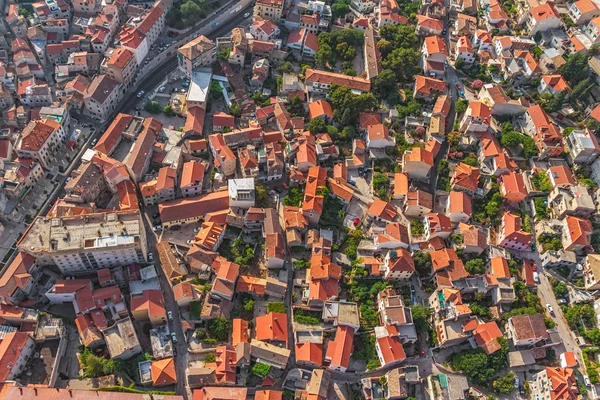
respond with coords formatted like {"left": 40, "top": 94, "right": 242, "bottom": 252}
{"left": 204, "top": 353, "right": 216, "bottom": 363}
{"left": 267, "top": 302, "right": 286, "bottom": 313}
{"left": 251, "top": 362, "right": 271, "bottom": 378}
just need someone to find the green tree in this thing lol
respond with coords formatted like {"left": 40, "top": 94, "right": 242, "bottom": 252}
{"left": 500, "top": 131, "right": 522, "bottom": 148}
{"left": 283, "top": 186, "right": 304, "bottom": 207}
{"left": 559, "top": 52, "right": 590, "bottom": 85}
{"left": 380, "top": 24, "right": 418, "bottom": 49}
{"left": 145, "top": 101, "right": 161, "bottom": 114}
{"left": 382, "top": 48, "right": 421, "bottom": 83}
{"left": 181, "top": 0, "right": 202, "bottom": 23}
{"left": 206, "top": 317, "right": 232, "bottom": 341}
{"left": 332, "top": 1, "right": 350, "bottom": 18}
{"left": 571, "top": 77, "right": 594, "bottom": 102}
{"left": 374, "top": 69, "right": 398, "bottom": 100}
{"left": 411, "top": 305, "right": 431, "bottom": 331}
{"left": 163, "top": 105, "right": 175, "bottom": 117}
{"left": 255, "top": 184, "right": 269, "bottom": 208}
{"left": 465, "top": 258, "right": 486, "bottom": 275}
{"left": 306, "top": 118, "right": 327, "bottom": 133}
{"left": 493, "top": 372, "right": 516, "bottom": 395}
{"left": 410, "top": 220, "right": 425, "bottom": 236}
{"left": 413, "top": 251, "right": 432, "bottom": 278}
{"left": 552, "top": 281, "right": 569, "bottom": 298}
{"left": 229, "top": 103, "right": 241, "bottom": 117}
{"left": 243, "top": 298, "right": 255, "bottom": 312}
{"left": 456, "top": 99, "right": 469, "bottom": 114}
{"left": 205, "top": 353, "right": 216, "bottom": 363}
{"left": 276, "top": 61, "right": 294, "bottom": 74}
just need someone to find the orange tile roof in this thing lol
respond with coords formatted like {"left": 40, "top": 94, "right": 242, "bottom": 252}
{"left": 530, "top": 3, "right": 559, "bottom": 22}
{"left": 156, "top": 167, "right": 177, "bottom": 192}
{"left": 490, "top": 256, "right": 510, "bottom": 278}
{"left": 415, "top": 75, "right": 446, "bottom": 96}
{"left": 425, "top": 35, "right": 448, "bottom": 56}
{"left": 562, "top": 352, "right": 577, "bottom": 367}
{"left": 500, "top": 171, "right": 528, "bottom": 201}
{"left": 158, "top": 190, "right": 229, "bottom": 224}
{"left": 448, "top": 191, "right": 472, "bottom": 215}
{"left": 308, "top": 99, "right": 333, "bottom": 119}
{"left": 328, "top": 178, "right": 353, "bottom": 202}
{"left": 404, "top": 147, "right": 434, "bottom": 166}
{"left": 235, "top": 275, "right": 266, "bottom": 295}
{"left": 194, "top": 221, "right": 224, "bottom": 250}
{"left": 387, "top": 249, "right": 415, "bottom": 273}
{"left": 19, "top": 119, "right": 61, "bottom": 151}
{"left": 367, "top": 123, "right": 391, "bottom": 141}
{"left": 394, "top": 173, "right": 409, "bottom": 198}
{"left": 368, "top": 199, "right": 398, "bottom": 221}
{"left": 433, "top": 95, "right": 451, "bottom": 117}
{"left": 542, "top": 75, "right": 570, "bottom": 92}
{"left": 185, "top": 107, "right": 205, "bottom": 134}
{"left": 130, "top": 289, "right": 166, "bottom": 320}
{"left": 417, "top": 15, "right": 444, "bottom": 31}
{"left": 212, "top": 256, "right": 240, "bottom": 283}
{"left": 502, "top": 212, "right": 532, "bottom": 245}
{"left": 426, "top": 213, "right": 452, "bottom": 235}
{"left": 305, "top": 69, "right": 371, "bottom": 92}
{"left": 256, "top": 312, "right": 288, "bottom": 344}
{"left": 232, "top": 318, "right": 249, "bottom": 347}
{"left": 566, "top": 215, "right": 592, "bottom": 247}
{"left": 0, "top": 332, "right": 31, "bottom": 382}
{"left": 310, "top": 254, "right": 342, "bottom": 280}
{"left": 376, "top": 334, "right": 407, "bottom": 365}
{"left": 180, "top": 160, "right": 205, "bottom": 189}
{"left": 453, "top": 162, "right": 480, "bottom": 192}
{"left": 325, "top": 325, "right": 354, "bottom": 369}
{"left": 213, "top": 112, "right": 234, "bottom": 128}
{"left": 544, "top": 367, "right": 579, "bottom": 400}
{"left": 107, "top": 47, "right": 134, "bottom": 69}
{"left": 295, "top": 342, "right": 323, "bottom": 366}
{"left": 254, "top": 390, "right": 283, "bottom": 400}
{"left": 0, "top": 251, "right": 35, "bottom": 301}
{"left": 214, "top": 345, "right": 237, "bottom": 384}
{"left": 151, "top": 357, "right": 177, "bottom": 386}
{"left": 548, "top": 165, "right": 575, "bottom": 187}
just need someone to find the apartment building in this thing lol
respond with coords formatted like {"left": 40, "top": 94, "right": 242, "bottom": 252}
{"left": 103, "top": 47, "right": 137, "bottom": 89}
{"left": 531, "top": 368, "right": 579, "bottom": 400}
{"left": 304, "top": 69, "right": 371, "bottom": 94}
{"left": 254, "top": 0, "right": 284, "bottom": 21}
{"left": 564, "top": 128, "right": 600, "bottom": 165}
{"left": 15, "top": 118, "right": 67, "bottom": 169}
{"left": 177, "top": 35, "right": 217, "bottom": 77}
{"left": 84, "top": 74, "right": 122, "bottom": 122}
{"left": 137, "top": 6, "right": 166, "bottom": 47}
{"left": 180, "top": 160, "right": 205, "bottom": 197}
{"left": 18, "top": 210, "right": 148, "bottom": 275}
{"left": 569, "top": 0, "right": 600, "bottom": 25}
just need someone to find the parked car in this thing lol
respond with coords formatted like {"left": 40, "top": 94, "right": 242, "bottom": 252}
{"left": 584, "top": 376, "right": 592, "bottom": 386}
{"left": 186, "top": 239, "right": 194, "bottom": 244}
{"left": 136, "top": 91, "right": 145, "bottom": 98}
{"left": 514, "top": 376, "right": 519, "bottom": 389}
{"left": 152, "top": 212, "right": 160, "bottom": 219}
{"left": 171, "top": 332, "right": 177, "bottom": 343}
{"left": 533, "top": 272, "right": 540, "bottom": 283}
{"left": 91, "top": 138, "right": 98, "bottom": 146}
{"left": 148, "top": 252, "right": 154, "bottom": 261}
{"left": 557, "top": 298, "right": 567, "bottom": 304}
{"left": 193, "top": 227, "right": 201, "bottom": 233}
{"left": 546, "top": 303, "right": 554, "bottom": 315}
{"left": 244, "top": 12, "right": 250, "bottom": 17}
{"left": 158, "top": 86, "right": 166, "bottom": 93}
{"left": 167, "top": 311, "right": 173, "bottom": 322}
{"left": 153, "top": 225, "right": 162, "bottom": 232}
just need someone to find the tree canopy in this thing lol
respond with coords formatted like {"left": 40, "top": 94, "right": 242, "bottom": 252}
{"left": 559, "top": 53, "right": 590, "bottom": 86}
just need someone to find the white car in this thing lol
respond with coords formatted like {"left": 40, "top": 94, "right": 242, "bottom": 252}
{"left": 546, "top": 303, "right": 554, "bottom": 315}
{"left": 171, "top": 332, "right": 177, "bottom": 343}
{"left": 136, "top": 91, "right": 145, "bottom": 98}
{"left": 584, "top": 376, "right": 592, "bottom": 386}
{"left": 244, "top": 12, "right": 250, "bottom": 18}
{"left": 91, "top": 138, "right": 98, "bottom": 145}
{"left": 514, "top": 376, "right": 519, "bottom": 389}
{"left": 167, "top": 311, "right": 173, "bottom": 322}
{"left": 193, "top": 227, "right": 201, "bottom": 233}
{"left": 158, "top": 86, "right": 166, "bottom": 93}
{"left": 148, "top": 252, "right": 154, "bottom": 261}
{"left": 186, "top": 239, "right": 194, "bottom": 244}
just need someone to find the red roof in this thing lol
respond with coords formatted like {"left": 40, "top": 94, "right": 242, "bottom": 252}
{"left": 255, "top": 312, "right": 288, "bottom": 344}
{"left": 325, "top": 325, "right": 354, "bottom": 369}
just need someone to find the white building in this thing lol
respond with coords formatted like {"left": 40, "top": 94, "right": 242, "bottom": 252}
{"left": 228, "top": 178, "right": 255, "bottom": 209}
